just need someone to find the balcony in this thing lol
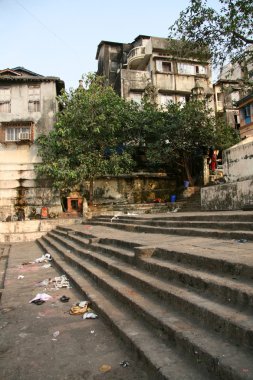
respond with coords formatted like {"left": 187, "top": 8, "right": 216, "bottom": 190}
{"left": 127, "top": 46, "right": 150, "bottom": 70}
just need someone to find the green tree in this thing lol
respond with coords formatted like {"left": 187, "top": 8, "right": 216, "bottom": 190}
{"left": 36, "top": 74, "right": 134, "bottom": 204}
{"left": 169, "top": 0, "right": 253, "bottom": 71}
{"left": 144, "top": 100, "right": 239, "bottom": 185}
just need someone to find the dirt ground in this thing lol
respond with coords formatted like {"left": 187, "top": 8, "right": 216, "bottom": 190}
{"left": 0, "top": 241, "right": 150, "bottom": 380}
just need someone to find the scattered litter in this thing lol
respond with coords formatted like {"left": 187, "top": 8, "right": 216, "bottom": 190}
{"left": 52, "top": 275, "right": 70, "bottom": 289}
{"left": 69, "top": 304, "right": 90, "bottom": 315}
{"left": 127, "top": 212, "right": 138, "bottom": 216}
{"left": 60, "top": 295, "right": 70, "bottom": 303}
{"left": 53, "top": 331, "right": 60, "bottom": 338}
{"left": 19, "top": 333, "right": 28, "bottom": 338}
{"left": 120, "top": 360, "right": 129, "bottom": 368}
{"left": 99, "top": 364, "right": 111, "bottom": 373}
{"left": 90, "top": 330, "right": 95, "bottom": 334}
{"left": 111, "top": 216, "right": 119, "bottom": 222}
{"left": 170, "top": 207, "right": 180, "bottom": 213}
{"left": 37, "top": 279, "right": 51, "bottom": 287}
{"left": 82, "top": 312, "right": 98, "bottom": 319}
{"left": 35, "top": 253, "right": 52, "bottom": 263}
{"left": 42, "top": 264, "right": 51, "bottom": 269}
{"left": 78, "top": 301, "right": 90, "bottom": 308}
{"left": 18, "top": 275, "right": 24, "bottom": 280}
{"left": 29, "top": 293, "right": 52, "bottom": 304}
{"left": 31, "top": 299, "right": 45, "bottom": 305}
{"left": 237, "top": 239, "right": 248, "bottom": 244}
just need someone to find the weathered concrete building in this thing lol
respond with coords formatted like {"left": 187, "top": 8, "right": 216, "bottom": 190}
{"left": 238, "top": 92, "right": 253, "bottom": 138}
{"left": 96, "top": 35, "right": 213, "bottom": 107}
{"left": 213, "top": 53, "right": 253, "bottom": 131}
{"left": 0, "top": 67, "right": 64, "bottom": 220}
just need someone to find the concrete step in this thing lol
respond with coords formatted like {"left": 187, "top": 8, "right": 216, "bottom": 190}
{"left": 93, "top": 217, "right": 253, "bottom": 231}
{"left": 95, "top": 212, "right": 253, "bottom": 222}
{"left": 37, "top": 238, "right": 210, "bottom": 380}
{"left": 43, "top": 230, "right": 253, "bottom": 347}
{"left": 37, "top": 230, "right": 253, "bottom": 379}
{"left": 56, "top": 226, "right": 253, "bottom": 280}
{"left": 88, "top": 219, "right": 253, "bottom": 241}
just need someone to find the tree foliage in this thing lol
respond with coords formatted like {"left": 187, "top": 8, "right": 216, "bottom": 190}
{"left": 169, "top": 0, "right": 253, "bottom": 70}
{"left": 36, "top": 74, "right": 134, "bottom": 201}
{"left": 142, "top": 100, "right": 240, "bottom": 184}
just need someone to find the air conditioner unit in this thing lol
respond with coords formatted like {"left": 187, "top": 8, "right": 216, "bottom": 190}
{"left": 19, "top": 132, "right": 30, "bottom": 140}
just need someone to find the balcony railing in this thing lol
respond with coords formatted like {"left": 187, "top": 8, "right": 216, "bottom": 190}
{"left": 127, "top": 46, "right": 146, "bottom": 61}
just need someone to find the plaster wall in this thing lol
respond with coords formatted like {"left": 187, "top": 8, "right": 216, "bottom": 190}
{"left": 201, "top": 179, "right": 253, "bottom": 210}
{"left": 223, "top": 138, "right": 253, "bottom": 182}
{"left": 201, "top": 137, "right": 253, "bottom": 210}
{"left": 84, "top": 174, "right": 177, "bottom": 204}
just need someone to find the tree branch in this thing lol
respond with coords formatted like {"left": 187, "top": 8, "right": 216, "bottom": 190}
{"left": 233, "top": 31, "right": 253, "bottom": 44}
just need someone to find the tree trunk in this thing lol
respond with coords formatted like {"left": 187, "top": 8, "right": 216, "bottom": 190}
{"left": 183, "top": 156, "right": 194, "bottom": 186}
{"left": 89, "top": 178, "right": 94, "bottom": 205}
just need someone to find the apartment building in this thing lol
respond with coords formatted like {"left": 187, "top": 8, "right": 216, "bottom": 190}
{"left": 0, "top": 67, "right": 64, "bottom": 220}
{"left": 96, "top": 35, "right": 213, "bottom": 107}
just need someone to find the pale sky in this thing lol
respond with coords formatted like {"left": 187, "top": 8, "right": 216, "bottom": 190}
{"left": 1, "top": 0, "right": 219, "bottom": 90}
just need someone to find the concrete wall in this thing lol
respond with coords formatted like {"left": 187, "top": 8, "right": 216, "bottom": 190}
{"left": 84, "top": 174, "right": 177, "bottom": 204}
{"left": 201, "top": 137, "right": 253, "bottom": 210}
{"left": 222, "top": 137, "right": 253, "bottom": 182}
{"left": 0, "top": 218, "right": 81, "bottom": 242}
{"left": 201, "top": 179, "right": 253, "bottom": 210}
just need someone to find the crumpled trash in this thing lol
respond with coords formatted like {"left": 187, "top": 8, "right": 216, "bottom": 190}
{"left": 29, "top": 293, "right": 52, "bottom": 304}
{"left": 37, "top": 279, "right": 51, "bottom": 287}
{"left": 42, "top": 263, "right": 51, "bottom": 269}
{"left": 35, "top": 253, "right": 52, "bottom": 263}
{"left": 52, "top": 275, "right": 70, "bottom": 289}
{"left": 99, "top": 364, "right": 111, "bottom": 373}
{"left": 60, "top": 295, "right": 70, "bottom": 303}
{"left": 82, "top": 311, "right": 98, "bottom": 319}
{"left": 78, "top": 301, "right": 90, "bottom": 308}
{"left": 69, "top": 305, "right": 89, "bottom": 315}
{"left": 237, "top": 239, "right": 248, "bottom": 243}
{"left": 53, "top": 331, "right": 60, "bottom": 338}
{"left": 18, "top": 275, "right": 24, "bottom": 280}
{"left": 120, "top": 360, "right": 129, "bottom": 368}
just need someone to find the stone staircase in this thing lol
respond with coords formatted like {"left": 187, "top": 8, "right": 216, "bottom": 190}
{"left": 89, "top": 213, "right": 253, "bottom": 241}
{"left": 36, "top": 212, "right": 253, "bottom": 380}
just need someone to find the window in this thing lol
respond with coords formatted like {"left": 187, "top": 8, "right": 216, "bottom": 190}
{"left": 0, "top": 88, "right": 11, "bottom": 112}
{"left": 177, "top": 63, "right": 195, "bottom": 75}
{"left": 110, "top": 61, "right": 118, "bottom": 72}
{"left": 231, "top": 91, "right": 240, "bottom": 103}
{"left": 5, "top": 127, "right": 31, "bottom": 142}
{"left": 160, "top": 94, "right": 174, "bottom": 106}
{"left": 177, "top": 96, "right": 186, "bottom": 107}
{"left": 242, "top": 105, "right": 251, "bottom": 124}
{"left": 28, "top": 101, "right": 40, "bottom": 112}
{"left": 28, "top": 85, "right": 40, "bottom": 112}
{"left": 156, "top": 60, "right": 172, "bottom": 73}
{"left": 129, "top": 92, "right": 142, "bottom": 104}
{"left": 195, "top": 65, "right": 206, "bottom": 75}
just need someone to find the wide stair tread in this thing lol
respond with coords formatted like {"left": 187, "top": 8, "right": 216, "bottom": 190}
{"left": 52, "top": 228, "right": 135, "bottom": 262}
{"left": 108, "top": 219, "right": 253, "bottom": 231}
{"left": 38, "top": 234, "right": 253, "bottom": 379}
{"left": 90, "top": 220, "right": 253, "bottom": 240}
